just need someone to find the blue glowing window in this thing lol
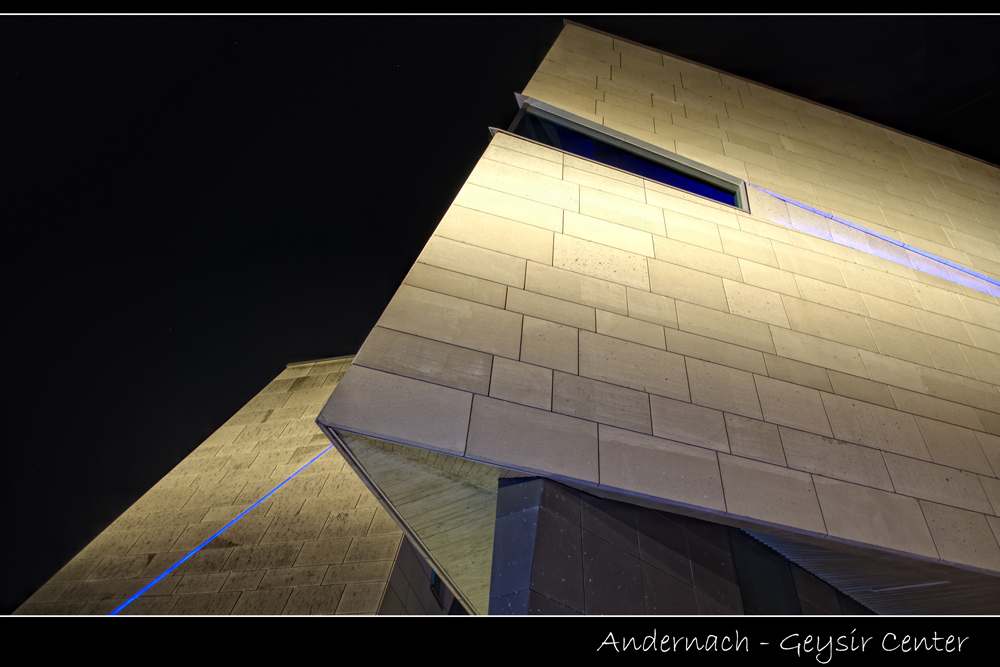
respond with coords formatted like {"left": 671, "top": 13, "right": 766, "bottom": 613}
{"left": 509, "top": 100, "right": 745, "bottom": 210}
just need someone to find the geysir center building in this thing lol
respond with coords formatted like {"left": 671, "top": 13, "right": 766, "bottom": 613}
{"left": 18, "top": 22, "right": 1000, "bottom": 616}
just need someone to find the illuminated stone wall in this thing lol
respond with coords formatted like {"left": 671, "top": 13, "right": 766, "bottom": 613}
{"left": 16, "top": 357, "right": 407, "bottom": 615}
{"left": 320, "top": 22, "right": 1000, "bottom": 599}
{"left": 21, "top": 22, "right": 1000, "bottom": 615}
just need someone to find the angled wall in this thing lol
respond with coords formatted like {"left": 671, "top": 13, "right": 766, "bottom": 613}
{"left": 320, "top": 22, "right": 1000, "bottom": 613}
{"left": 17, "top": 357, "right": 409, "bottom": 615}
{"left": 488, "top": 476, "right": 871, "bottom": 615}
{"left": 21, "top": 22, "right": 1000, "bottom": 616}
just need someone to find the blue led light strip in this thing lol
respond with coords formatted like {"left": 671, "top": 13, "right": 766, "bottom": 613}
{"left": 108, "top": 442, "right": 337, "bottom": 616}
{"left": 750, "top": 185, "right": 1000, "bottom": 290}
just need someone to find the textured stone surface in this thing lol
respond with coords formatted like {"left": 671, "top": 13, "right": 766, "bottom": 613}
{"left": 599, "top": 426, "right": 726, "bottom": 511}
{"left": 813, "top": 476, "right": 940, "bottom": 559}
{"left": 25, "top": 22, "right": 1000, "bottom": 616}
{"left": 719, "top": 455, "right": 827, "bottom": 534}
{"left": 20, "top": 359, "right": 405, "bottom": 615}
{"left": 489, "top": 357, "right": 553, "bottom": 411}
{"left": 466, "top": 395, "right": 599, "bottom": 484}
{"left": 353, "top": 327, "right": 493, "bottom": 396}
{"left": 319, "top": 366, "right": 472, "bottom": 455}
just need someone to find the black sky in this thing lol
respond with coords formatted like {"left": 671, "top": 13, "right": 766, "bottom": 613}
{"left": 4, "top": 15, "right": 999, "bottom": 615}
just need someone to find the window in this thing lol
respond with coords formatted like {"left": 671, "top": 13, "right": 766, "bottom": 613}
{"left": 429, "top": 570, "right": 445, "bottom": 608}
{"left": 506, "top": 97, "right": 748, "bottom": 211}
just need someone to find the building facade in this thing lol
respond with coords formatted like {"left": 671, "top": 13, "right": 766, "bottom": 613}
{"left": 318, "top": 22, "right": 1000, "bottom": 615}
{"left": 18, "top": 22, "right": 1000, "bottom": 614}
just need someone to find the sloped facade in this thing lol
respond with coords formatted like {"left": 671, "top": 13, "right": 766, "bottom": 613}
{"left": 16, "top": 358, "right": 462, "bottom": 615}
{"left": 319, "top": 23, "right": 1000, "bottom": 614}
{"left": 18, "top": 22, "right": 1000, "bottom": 615}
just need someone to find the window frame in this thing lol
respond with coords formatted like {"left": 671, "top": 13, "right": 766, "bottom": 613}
{"left": 505, "top": 96, "right": 749, "bottom": 212}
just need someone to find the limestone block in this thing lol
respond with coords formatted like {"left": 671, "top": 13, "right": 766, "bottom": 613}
{"left": 378, "top": 285, "right": 522, "bottom": 359}
{"left": 596, "top": 310, "right": 665, "bottom": 349}
{"left": 812, "top": 477, "right": 938, "bottom": 559}
{"left": 883, "top": 453, "right": 993, "bottom": 514}
{"left": 554, "top": 234, "right": 650, "bottom": 290}
{"left": 919, "top": 501, "right": 1000, "bottom": 572}
{"left": 599, "top": 425, "right": 725, "bottom": 512}
{"left": 506, "top": 287, "right": 596, "bottom": 331}
{"left": 650, "top": 394, "right": 728, "bottom": 452}
{"left": 821, "top": 392, "right": 929, "bottom": 460}
{"left": 520, "top": 316, "right": 579, "bottom": 375}
{"left": 490, "top": 357, "right": 553, "bottom": 411}
{"left": 687, "top": 357, "right": 763, "bottom": 420}
{"left": 436, "top": 205, "right": 554, "bottom": 265}
{"left": 466, "top": 395, "right": 599, "bottom": 484}
{"left": 779, "top": 427, "right": 893, "bottom": 490}
{"left": 724, "top": 414, "right": 785, "bottom": 466}
{"left": 648, "top": 259, "right": 729, "bottom": 312}
{"left": 719, "top": 455, "right": 827, "bottom": 534}
{"left": 563, "top": 210, "right": 654, "bottom": 256}
{"left": 354, "top": 327, "right": 493, "bottom": 395}
{"left": 553, "top": 372, "right": 652, "bottom": 435}
{"left": 526, "top": 261, "right": 628, "bottom": 315}
{"left": 579, "top": 330, "right": 689, "bottom": 401}
{"left": 754, "top": 375, "right": 834, "bottom": 437}
{"left": 318, "top": 366, "right": 473, "bottom": 456}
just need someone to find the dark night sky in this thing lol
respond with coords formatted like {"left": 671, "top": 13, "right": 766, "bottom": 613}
{"left": 4, "top": 15, "right": 999, "bottom": 615}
